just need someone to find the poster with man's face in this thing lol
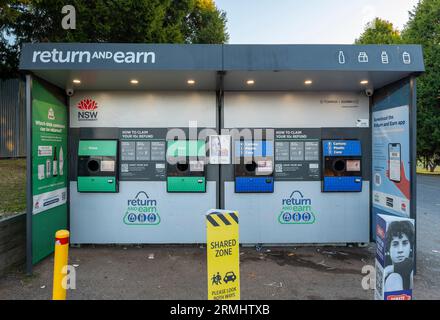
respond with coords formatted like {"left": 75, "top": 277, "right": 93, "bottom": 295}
{"left": 375, "top": 214, "right": 415, "bottom": 300}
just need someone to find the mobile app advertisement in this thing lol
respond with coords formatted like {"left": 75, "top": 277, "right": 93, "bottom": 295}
{"left": 372, "top": 105, "right": 410, "bottom": 218}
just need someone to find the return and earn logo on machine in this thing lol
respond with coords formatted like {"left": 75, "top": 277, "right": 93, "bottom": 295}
{"left": 278, "top": 191, "right": 316, "bottom": 224}
{"left": 123, "top": 191, "right": 161, "bottom": 226}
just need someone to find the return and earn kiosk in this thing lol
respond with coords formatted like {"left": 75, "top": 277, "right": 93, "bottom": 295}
{"left": 20, "top": 44, "right": 424, "bottom": 272}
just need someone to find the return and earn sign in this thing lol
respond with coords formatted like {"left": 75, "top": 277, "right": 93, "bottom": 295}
{"left": 206, "top": 209, "right": 240, "bottom": 300}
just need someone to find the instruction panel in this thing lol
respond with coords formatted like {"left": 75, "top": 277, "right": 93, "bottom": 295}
{"left": 119, "top": 128, "right": 167, "bottom": 181}
{"left": 274, "top": 128, "right": 321, "bottom": 181}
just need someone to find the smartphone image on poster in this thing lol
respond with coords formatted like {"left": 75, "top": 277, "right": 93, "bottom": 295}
{"left": 388, "top": 143, "right": 401, "bottom": 182}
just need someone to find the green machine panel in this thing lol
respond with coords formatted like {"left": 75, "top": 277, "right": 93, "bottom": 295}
{"left": 166, "top": 140, "right": 206, "bottom": 193}
{"left": 77, "top": 140, "right": 119, "bottom": 193}
{"left": 78, "top": 140, "right": 118, "bottom": 156}
{"left": 167, "top": 177, "right": 206, "bottom": 192}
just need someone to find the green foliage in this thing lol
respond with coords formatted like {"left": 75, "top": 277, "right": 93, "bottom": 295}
{"left": 184, "top": 0, "right": 228, "bottom": 44}
{"left": 0, "top": 159, "right": 26, "bottom": 218}
{"left": 402, "top": 0, "right": 440, "bottom": 169}
{"left": 355, "top": 18, "right": 403, "bottom": 44}
{"left": 0, "top": 0, "right": 228, "bottom": 78}
{"left": 356, "top": 2, "right": 440, "bottom": 168}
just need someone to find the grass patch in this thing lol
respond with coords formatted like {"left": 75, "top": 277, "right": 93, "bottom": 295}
{"left": 417, "top": 166, "right": 440, "bottom": 175}
{"left": 0, "top": 159, "right": 26, "bottom": 219}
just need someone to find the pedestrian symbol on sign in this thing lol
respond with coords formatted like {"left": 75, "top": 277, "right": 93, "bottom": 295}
{"left": 212, "top": 272, "right": 222, "bottom": 285}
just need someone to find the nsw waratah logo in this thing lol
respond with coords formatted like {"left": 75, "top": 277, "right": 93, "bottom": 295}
{"left": 77, "top": 98, "right": 98, "bottom": 121}
{"left": 278, "top": 191, "right": 316, "bottom": 225}
{"left": 123, "top": 191, "right": 161, "bottom": 226}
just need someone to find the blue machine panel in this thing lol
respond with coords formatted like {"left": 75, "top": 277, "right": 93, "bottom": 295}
{"left": 235, "top": 141, "right": 274, "bottom": 157}
{"left": 323, "top": 176, "right": 363, "bottom": 192}
{"left": 235, "top": 177, "right": 274, "bottom": 193}
{"left": 323, "top": 140, "right": 362, "bottom": 157}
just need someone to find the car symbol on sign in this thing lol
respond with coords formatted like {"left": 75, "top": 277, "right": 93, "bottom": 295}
{"left": 223, "top": 271, "right": 237, "bottom": 283}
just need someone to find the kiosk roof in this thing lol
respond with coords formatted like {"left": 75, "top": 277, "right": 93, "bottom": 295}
{"left": 20, "top": 43, "right": 424, "bottom": 91}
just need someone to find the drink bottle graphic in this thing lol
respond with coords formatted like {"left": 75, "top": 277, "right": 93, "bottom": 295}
{"left": 53, "top": 146, "right": 58, "bottom": 177}
{"left": 59, "top": 147, "right": 64, "bottom": 176}
{"left": 46, "top": 159, "right": 51, "bottom": 178}
{"left": 338, "top": 51, "right": 345, "bottom": 64}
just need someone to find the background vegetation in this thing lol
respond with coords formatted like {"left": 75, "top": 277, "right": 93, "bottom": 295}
{"left": 356, "top": 0, "right": 440, "bottom": 172}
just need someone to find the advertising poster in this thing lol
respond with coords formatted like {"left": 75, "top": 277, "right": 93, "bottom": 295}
{"left": 31, "top": 80, "right": 68, "bottom": 264}
{"left": 375, "top": 214, "right": 414, "bottom": 300}
{"left": 372, "top": 105, "right": 410, "bottom": 218}
{"left": 209, "top": 135, "right": 231, "bottom": 164}
{"left": 32, "top": 97, "right": 68, "bottom": 214}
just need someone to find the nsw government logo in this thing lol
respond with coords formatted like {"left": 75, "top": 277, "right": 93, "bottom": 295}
{"left": 278, "top": 191, "right": 316, "bottom": 224}
{"left": 77, "top": 98, "right": 98, "bottom": 121}
{"left": 123, "top": 191, "right": 161, "bottom": 226}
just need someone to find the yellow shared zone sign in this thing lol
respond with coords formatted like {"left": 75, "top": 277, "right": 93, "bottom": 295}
{"left": 206, "top": 210, "right": 240, "bottom": 300}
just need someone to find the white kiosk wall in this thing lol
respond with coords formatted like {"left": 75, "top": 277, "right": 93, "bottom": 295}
{"left": 69, "top": 91, "right": 217, "bottom": 243}
{"left": 224, "top": 92, "right": 371, "bottom": 244}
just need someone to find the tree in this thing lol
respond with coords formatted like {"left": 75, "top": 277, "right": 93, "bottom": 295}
{"left": 402, "top": 0, "right": 440, "bottom": 171}
{"left": 0, "top": 0, "right": 229, "bottom": 78}
{"left": 356, "top": 5, "right": 440, "bottom": 171}
{"left": 355, "top": 18, "right": 403, "bottom": 44}
{"left": 184, "top": 0, "right": 228, "bottom": 44}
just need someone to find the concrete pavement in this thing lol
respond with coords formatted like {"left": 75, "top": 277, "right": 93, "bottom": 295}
{"left": 0, "top": 175, "right": 438, "bottom": 300}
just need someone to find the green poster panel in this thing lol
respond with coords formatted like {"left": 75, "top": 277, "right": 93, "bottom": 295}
{"left": 31, "top": 80, "right": 68, "bottom": 264}
{"left": 167, "top": 140, "right": 206, "bottom": 157}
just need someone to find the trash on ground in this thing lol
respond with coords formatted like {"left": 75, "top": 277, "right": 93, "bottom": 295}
{"left": 248, "top": 272, "right": 257, "bottom": 279}
{"left": 264, "top": 282, "right": 283, "bottom": 288}
{"left": 73, "top": 264, "right": 79, "bottom": 268}
{"left": 40, "top": 285, "right": 45, "bottom": 289}
{"left": 322, "top": 251, "right": 337, "bottom": 255}
{"left": 317, "top": 260, "right": 330, "bottom": 267}
{"left": 148, "top": 253, "right": 155, "bottom": 260}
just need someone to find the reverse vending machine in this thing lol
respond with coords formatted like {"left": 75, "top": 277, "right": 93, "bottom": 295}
{"left": 234, "top": 140, "right": 274, "bottom": 193}
{"left": 166, "top": 140, "right": 207, "bottom": 192}
{"left": 77, "top": 140, "right": 119, "bottom": 193}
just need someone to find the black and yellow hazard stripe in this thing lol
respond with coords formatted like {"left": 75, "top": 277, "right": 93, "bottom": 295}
{"left": 206, "top": 211, "right": 239, "bottom": 227}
